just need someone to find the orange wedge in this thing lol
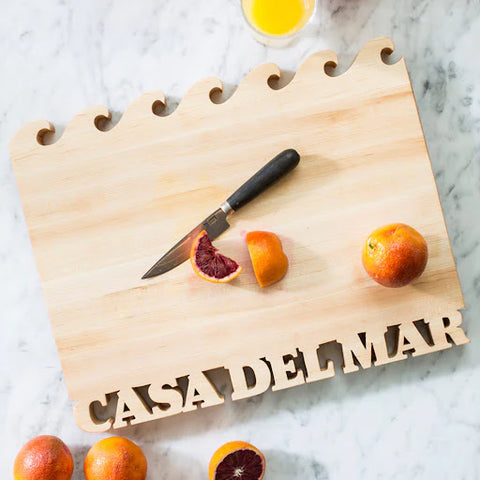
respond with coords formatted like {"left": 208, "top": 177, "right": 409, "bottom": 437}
{"left": 190, "top": 230, "right": 242, "bottom": 283}
{"left": 246, "top": 231, "right": 288, "bottom": 287}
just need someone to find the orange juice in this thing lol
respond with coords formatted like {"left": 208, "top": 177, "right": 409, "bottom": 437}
{"left": 242, "top": 0, "right": 315, "bottom": 37}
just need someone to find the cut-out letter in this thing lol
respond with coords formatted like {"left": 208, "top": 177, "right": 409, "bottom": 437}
{"left": 396, "top": 320, "right": 436, "bottom": 358}
{"left": 113, "top": 387, "right": 153, "bottom": 428}
{"left": 427, "top": 312, "right": 470, "bottom": 350}
{"left": 228, "top": 359, "right": 272, "bottom": 401}
{"left": 182, "top": 371, "right": 224, "bottom": 412}
{"left": 74, "top": 396, "right": 112, "bottom": 433}
{"left": 148, "top": 382, "right": 184, "bottom": 419}
{"left": 269, "top": 352, "right": 305, "bottom": 391}
{"left": 341, "top": 326, "right": 401, "bottom": 374}
{"left": 301, "top": 342, "right": 336, "bottom": 383}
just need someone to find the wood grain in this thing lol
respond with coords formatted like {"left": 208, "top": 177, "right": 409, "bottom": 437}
{"left": 11, "top": 37, "right": 467, "bottom": 432}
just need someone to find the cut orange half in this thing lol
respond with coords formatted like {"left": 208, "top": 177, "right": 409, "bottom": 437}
{"left": 246, "top": 231, "right": 288, "bottom": 287}
{"left": 190, "top": 231, "right": 242, "bottom": 283}
{"left": 209, "top": 441, "right": 266, "bottom": 480}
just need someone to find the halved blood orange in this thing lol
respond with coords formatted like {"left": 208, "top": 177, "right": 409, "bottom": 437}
{"left": 190, "top": 230, "right": 242, "bottom": 283}
{"left": 209, "top": 441, "right": 266, "bottom": 480}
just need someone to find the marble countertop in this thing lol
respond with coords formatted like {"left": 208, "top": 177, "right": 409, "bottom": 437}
{"left": 2, "top": 1, "right": 479, "bottom": 478}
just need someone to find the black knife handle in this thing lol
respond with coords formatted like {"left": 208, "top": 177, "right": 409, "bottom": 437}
{"left": 226, "top": 149, "right": 300, "bottom": 211}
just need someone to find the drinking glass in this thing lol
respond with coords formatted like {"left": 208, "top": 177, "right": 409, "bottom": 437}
{"left": 241, "top": 0, "right": 317, "bottom": 47}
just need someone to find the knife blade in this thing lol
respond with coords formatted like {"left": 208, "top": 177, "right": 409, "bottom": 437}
{"left": 142, "top": 148, "right": 300, "bottom": 279}
{"left": 141, "top": 207, "right": 231, "bottom": 279}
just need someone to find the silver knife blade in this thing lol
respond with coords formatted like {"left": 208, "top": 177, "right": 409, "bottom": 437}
{"left": 142, "top": 207, "right": 231, "bottom": 279}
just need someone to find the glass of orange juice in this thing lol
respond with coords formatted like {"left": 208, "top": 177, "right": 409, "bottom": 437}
{"left": 241, "top": 0, "right": 317, "bottom": 47}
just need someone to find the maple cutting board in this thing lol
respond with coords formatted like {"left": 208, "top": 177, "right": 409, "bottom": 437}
{"left": 11, "top": 37, "right": 467, "bottom": 432}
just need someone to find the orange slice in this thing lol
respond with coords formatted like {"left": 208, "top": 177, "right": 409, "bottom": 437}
{"left": 246, "top": 231, "right": 288, "bottom": 287}
{"left": 209, "top": 441, "right": 266, "bottom": 480}
{"left": 190, "top": 230, "right": 242, "bottom": 283}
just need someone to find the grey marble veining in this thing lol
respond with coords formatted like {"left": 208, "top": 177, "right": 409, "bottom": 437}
{"left": 2, "top": 0, "right": 479, "bottom": 478}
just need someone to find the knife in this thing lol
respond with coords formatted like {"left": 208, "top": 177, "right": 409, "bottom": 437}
{"left": 142, "top": 148, "right": 300, "bottom": 279}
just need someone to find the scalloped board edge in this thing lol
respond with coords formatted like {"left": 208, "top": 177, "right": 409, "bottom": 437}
{"left": 11, "top": 37, "right": 468, "bottom": 432}
{"left": 10, "top": 37, "right": 388, "bottom": 152}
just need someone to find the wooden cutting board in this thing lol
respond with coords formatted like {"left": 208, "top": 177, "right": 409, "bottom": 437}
{"left": 11, "top": 37, "right": 468, "bottom": 432}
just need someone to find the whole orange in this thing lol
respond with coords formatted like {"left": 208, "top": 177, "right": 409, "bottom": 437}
{"left": 84, "top": 437, "right": 147, "bottom": 480}
{"left": 362, "top": 223, "right": 428, "bottom": 288}
{"left": 13, "top": 435, "right": 73, "bottom": 480}
{"left": 246, "top": 231, "right": 288, "bottom": 287}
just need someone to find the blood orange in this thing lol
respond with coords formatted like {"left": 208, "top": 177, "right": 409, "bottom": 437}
{"left": 84, "top": 437, "right": 147, "bottom": 480}
{"left": 190, "top": 231, "right": 242, "bottom": 283}
{"left": 362, "top": 223, "right": 428, "bottom": 288}
{"left": 209, "top": 441, "right": 266, "bottom": 480}
{"left": 13, "top": 435, "right": 74, "bottom": 480}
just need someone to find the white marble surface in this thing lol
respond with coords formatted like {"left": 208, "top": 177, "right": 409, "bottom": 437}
{"left": 2, "top": 0, "right": 480, "bottom": 478}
